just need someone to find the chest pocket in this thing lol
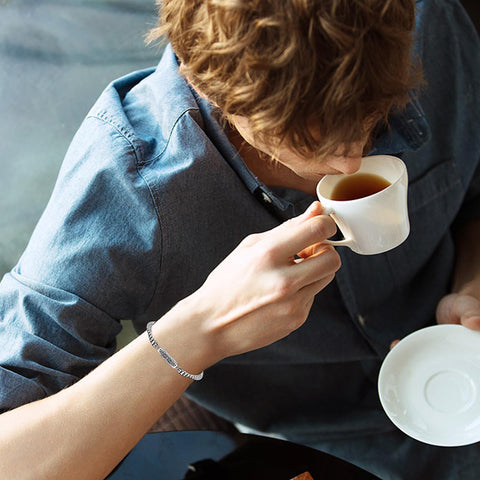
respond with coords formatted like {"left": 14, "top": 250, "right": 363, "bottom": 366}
{"left": 382, "top": 155, "right": 463, "bottom": 287}
{"left": 407, "top": 158, "right": 462, "bottom": 247}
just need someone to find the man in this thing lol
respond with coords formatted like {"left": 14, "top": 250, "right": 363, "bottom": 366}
{"left": 1, "top": 0, "right": 479, "bottom": 478}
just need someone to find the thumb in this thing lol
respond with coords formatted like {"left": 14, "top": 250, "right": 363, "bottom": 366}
{"left": 436, "top": 293, "right": 480, "bottom": 330}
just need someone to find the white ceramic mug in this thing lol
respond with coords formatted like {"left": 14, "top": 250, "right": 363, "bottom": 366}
{"left": 316, "top": 155, "right": 409, "bottom": 255}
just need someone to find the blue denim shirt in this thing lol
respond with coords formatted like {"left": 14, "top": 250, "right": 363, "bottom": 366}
{"left": 1, "top": 0, "right": 479, "bottom": 438}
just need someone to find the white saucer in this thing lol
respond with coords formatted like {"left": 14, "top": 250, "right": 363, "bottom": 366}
{"left": 378, "top": 325, "right": 480, "bottom": 446}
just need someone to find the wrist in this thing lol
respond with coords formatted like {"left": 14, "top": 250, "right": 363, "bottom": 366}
{"left": 146, "top": 322, "right": 204, "bottom": 380}
{"left": 150, "top": 295, "right": 221, "bottom": 375}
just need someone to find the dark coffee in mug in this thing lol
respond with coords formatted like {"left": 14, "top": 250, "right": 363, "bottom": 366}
{"left": 330, "top": 173, "right": 391, "bottom": 201}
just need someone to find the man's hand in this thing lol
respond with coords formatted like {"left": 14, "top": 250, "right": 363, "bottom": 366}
{"left": 436, "top": 293, "right": 480, "bottom": 330}
{"left": 390, "top": 293, "right": 480, "bottom": 350}
{"left": 391, "top": 219, "right": 480, "bottom": 350}
{"left": 187, "top": 201, "right": 341, "bottom": 364}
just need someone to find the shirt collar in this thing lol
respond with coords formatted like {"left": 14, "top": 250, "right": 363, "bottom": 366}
{"left": 193, "top": 91, "right": 310, "bottom": 218}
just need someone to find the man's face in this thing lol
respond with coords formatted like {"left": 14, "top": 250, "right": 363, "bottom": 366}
{"left": 229, "top": 114, "right": 370, "bottom": 183}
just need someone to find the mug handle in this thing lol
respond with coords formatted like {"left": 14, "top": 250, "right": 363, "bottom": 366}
{"left": 321, "top": 207, "right": 353, "bottom": 248}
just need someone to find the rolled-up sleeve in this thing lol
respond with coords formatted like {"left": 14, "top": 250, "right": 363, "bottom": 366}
{"left": 0, "top": 272, "right": 121, "bottom": 411}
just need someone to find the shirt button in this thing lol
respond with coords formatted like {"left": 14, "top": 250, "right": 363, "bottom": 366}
{"left": 261, "top": 192, "right": 272, "bottom": 204}
{"left": 358, "top": 314, "right": 366, "bottom": 327}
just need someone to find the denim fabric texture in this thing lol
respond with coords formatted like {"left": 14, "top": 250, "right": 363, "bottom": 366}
{"left": 1, "top": 0, "right": 480, "bottom": 478}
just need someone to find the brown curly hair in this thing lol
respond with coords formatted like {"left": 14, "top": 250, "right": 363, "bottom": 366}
{"left": 148, "top": 0, "right": 422, "bottom": 159}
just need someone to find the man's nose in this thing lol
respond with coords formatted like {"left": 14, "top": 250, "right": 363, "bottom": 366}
{"left": 327, "top": 155, "right": 362, "bottom": 175}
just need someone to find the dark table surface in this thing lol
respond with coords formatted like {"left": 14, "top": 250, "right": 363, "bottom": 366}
{"left": 107, "top": 430, "right": 379, "bottom": 480}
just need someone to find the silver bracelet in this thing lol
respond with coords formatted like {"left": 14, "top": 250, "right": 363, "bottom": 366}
{"left": 146, "top": 322, "right": 204, "bottom": 381}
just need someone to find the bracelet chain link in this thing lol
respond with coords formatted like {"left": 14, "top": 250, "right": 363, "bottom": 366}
{"left": 146, "top": 322, "right": 204, "bottom": 381}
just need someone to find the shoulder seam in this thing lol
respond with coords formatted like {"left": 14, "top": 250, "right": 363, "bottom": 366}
{"left": 87, "top": 111, "right": 143, "bottom": 163}
{"left": 142, "top": 106, "right": 201, "bottom": 166}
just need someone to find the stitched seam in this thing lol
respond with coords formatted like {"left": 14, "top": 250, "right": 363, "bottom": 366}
{"left": 82, "top": 114, "right": 165, "bottom": 316}
{"left": 132, "top": 166, "right": 168, "bottom": 313}
{"left": 132, "top": 108, "right": 202, "bottom": 311}
{"left": 139, "top": 107, "right": 200, "bottom": 166}
{"left": 88, "top": 111, "right": 139, "bottom": 148}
